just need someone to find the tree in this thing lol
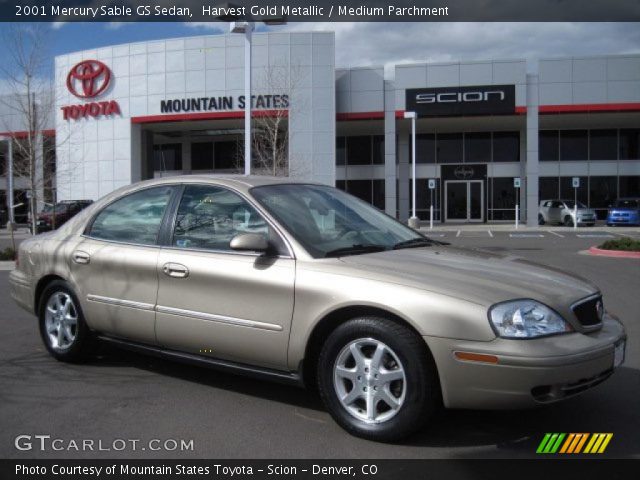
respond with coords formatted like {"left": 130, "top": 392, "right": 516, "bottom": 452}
{"left": 237, "top": 63, "right": 309, "bottom": 177}
{"left": 0, "top": 24, "right": 58, "bottom": 234}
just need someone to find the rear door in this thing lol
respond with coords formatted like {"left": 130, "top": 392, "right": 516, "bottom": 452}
{"left": 154, "top": 184, "right": 295, "bottom": 370}
{"left": 69, "top": 185, "right": 177, "bottom": 344}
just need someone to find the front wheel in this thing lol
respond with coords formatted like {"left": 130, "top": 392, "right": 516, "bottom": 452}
{"left": 317, "top": 317, "right": 440, "bottom": 441}
{"left": 38, "top": 280, "right": 93, "bottom": 363}
{"left": 538, "top": 214, "right": 545, "bottom": 226}
{"left": 564, "top": 215, "right": 574, "bottom": 227}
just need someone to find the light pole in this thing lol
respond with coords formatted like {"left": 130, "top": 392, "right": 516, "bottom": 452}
{"left": 229, "top": 21, "right": 254, "bottom": 176}
{"left": 222, "top": 9, "right": 287, "bottom": 176}
{"left": 404, "top": 111, "right": 419, "bottom": 228}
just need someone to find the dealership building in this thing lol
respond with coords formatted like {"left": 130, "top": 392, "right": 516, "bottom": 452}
{"left": 1, "top": 30, "right": 639, "bottom": 224}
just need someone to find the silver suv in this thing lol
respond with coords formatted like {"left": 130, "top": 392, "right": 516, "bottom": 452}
{"left": 539, "top": 199, "right": 596, "bottom": 226}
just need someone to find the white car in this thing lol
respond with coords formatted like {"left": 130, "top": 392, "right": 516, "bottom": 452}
{"left": 539, "top": 200, "right": 597, "bottom": 226}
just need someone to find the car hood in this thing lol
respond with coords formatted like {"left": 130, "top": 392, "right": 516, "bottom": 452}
{"left": 609, "top": 208, "right": 639, "bottom": 213}
{"left": 339, "top": 246, "right": 598, "bottom": 307}
{"left": 576, "top": 208, "right": 596, "bottom": 214}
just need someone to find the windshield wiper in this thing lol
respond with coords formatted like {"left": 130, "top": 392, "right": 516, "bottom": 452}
{"left": 324, "top": 244, "right": 388, "bottom": 258}
{"left": 392, "top": 238, "right": 435, "bottom": 250}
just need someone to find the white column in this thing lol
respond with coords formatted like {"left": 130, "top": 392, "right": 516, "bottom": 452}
{"left": 244, "top": 26, "right": 252, "bottom": 176}
{"left": 526, "top": 71, "right": 540, "bottom": 227}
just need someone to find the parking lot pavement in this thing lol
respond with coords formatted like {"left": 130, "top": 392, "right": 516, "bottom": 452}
{"left": 0, "top": 233, "right": 639, "bottom": 459}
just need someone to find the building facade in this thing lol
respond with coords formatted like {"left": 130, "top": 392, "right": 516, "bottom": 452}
{"left": 2, "top": 30, "right": 639, "bottom": 225}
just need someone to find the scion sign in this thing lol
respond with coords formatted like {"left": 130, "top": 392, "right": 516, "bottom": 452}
{"left": 406, "top": 84, "right": 515, "bottom": 116}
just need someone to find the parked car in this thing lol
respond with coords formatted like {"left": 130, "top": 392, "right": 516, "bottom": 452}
{"left": 35, "top": 200, "right": 93, "bottom": 232}
{"left": 606, "top": 198, "right": 640, "bottom": 226}
{"left": 538, "top": 199, "right": 596, "bottom": 226}
{"left": 10, "top": 176, "right": 626, "bottom": 441}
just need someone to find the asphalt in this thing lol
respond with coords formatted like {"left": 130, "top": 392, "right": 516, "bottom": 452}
{"left": 0, "top": 231, "right": 638, "bottom": 459}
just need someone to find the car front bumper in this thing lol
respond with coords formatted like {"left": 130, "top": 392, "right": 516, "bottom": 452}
{"left": 9, "top": 269, "right": 34, "bottom": 314}
{"left": 424, "top": 315, "right": 626, "bottom": 409}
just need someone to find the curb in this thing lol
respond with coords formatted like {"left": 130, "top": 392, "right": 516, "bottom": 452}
{"left": 588, "top": 246, "right": 640, "bottom": 258}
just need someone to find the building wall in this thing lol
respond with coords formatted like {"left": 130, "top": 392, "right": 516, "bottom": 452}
{"left": 54, "top": 31, "right": 336, "bottom": 201}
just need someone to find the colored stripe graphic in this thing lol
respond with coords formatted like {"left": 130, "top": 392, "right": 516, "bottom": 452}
{"left": 538, "top": 433, "right": 613, "bottom": 454}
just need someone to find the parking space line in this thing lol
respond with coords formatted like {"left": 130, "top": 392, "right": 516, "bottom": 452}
{"left": 576, "top": 234, "right": 614, "bottom": 238}
{"left": 427, "top": 233, "right": 446, "bottom": 237}
{"left": 488, "top": 230, "right": 493, "bottom": 237}
{"left": 456, "top": 230, "right": 461, "bottom": 237}
{"left": 548, "top": 231, "right": 564, "bottom": 238}
{"left": 509, "top": 233, "right": 544, "bottom": 238}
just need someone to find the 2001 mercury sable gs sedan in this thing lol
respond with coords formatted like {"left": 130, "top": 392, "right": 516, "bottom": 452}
{"left": 10, "top": 176, "right": 626, "bottom": 441}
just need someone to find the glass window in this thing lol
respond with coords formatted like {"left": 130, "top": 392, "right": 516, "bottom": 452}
{"left": 492, "top": 177, "right": 517, "bottom": 210}
{"left": 493, "top": 132, "right": 520, "bottom": 162}
{"left": 153, "top": 144, "right": 182, "bottom": 171}
{"left": 372, "top": 179, "right": 385, "bottom": 210}
{"left": 589, "top": 130, "right": 617, "bottom": 160}
{"left": 372, "top": 136, "right": 385, "bottom": 165}
{"left": 173, "top": 185, "right": 281, "bottom": 253}
{"left": 589, "top": 176, "right": 617, "bottom": 219}
{"left": 539, "top": 130, "right": 559, "bottom": 161}
{"left": 464, "top": 132, "right": 491, "bottom": 163}
{"left": 560, "top": 130, "right": 588, "bottom": 161}
{"left": 560, "top": 176, "right": 588, "bottom": 204}
{"left": 415, "top": 134, "right": 436, "bottom": 164}
{"left": 347, "top": 180, "right": 373, "bottom": 204}
{"left": 619, "top": 176, "right": 640, "bottom": 198}
{"left": 619, "top": 129, "right": 640, "bottom": 160}
{"left": 436, "top": 133, "right": 463, "bottom": 163}
{"left": 346, "top": 136, "right": 372, "bottom": 165}
{"left": 191, "top": 142, "right": 213, "bottom": 170}
{"left": 89, "top": 186, "right": 174, "bottom": 245}
{"left": 614, "top": 198, "right": 640, "bottom": 209}
{"left": 214, "top": 141, "right": 238, "bottom": 170}
{"left": 539, "top": 177, "right": 559, "bottom": 202}
{"left": 336, "top": 137, "right": 346, "bottom": 165}
{"left": 252, "top": 184, "right": 424, "bottom": 259}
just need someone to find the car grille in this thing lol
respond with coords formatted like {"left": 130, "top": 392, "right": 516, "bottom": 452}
{"left": 572, "top": 296, "right": 602, "bottom": 327}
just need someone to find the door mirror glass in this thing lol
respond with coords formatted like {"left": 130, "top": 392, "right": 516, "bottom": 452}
{"left": 230, "top": 233, "right": 269, "bottom": 252}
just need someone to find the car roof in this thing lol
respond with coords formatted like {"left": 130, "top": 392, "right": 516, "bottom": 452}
{"left": 125, "top": 174, "right": 321, "bottom": 191}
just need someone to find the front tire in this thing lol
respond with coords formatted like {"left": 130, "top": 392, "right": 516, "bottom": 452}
{"left": 38, "top": 280, "right": 92, "bottom": 363}
{"left": 317, "top": 317, "right": 440, "bottom": 441}
{"left": 538, "top": 214, "right": 545, "bottom": 225}
{"left": 564, "top": 215, "right": 574, "bottom": 227}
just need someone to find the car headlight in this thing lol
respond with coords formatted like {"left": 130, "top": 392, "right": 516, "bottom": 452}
{"left": 489, "top": 300, "right": 572, "bottom": 338}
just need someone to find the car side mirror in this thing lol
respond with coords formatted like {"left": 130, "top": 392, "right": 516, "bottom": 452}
{"left": 230, "top": 233, "right": 269, "bottom": 252}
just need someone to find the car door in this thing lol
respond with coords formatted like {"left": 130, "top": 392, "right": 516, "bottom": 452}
{"left": 155, "top": 184, "right": 295, "bottom": 370}
{"left": 549, "top": 201, "right": 562, "bottom": 223}
{"left": 69, "top": 185, "right": 177, "bottom": 344}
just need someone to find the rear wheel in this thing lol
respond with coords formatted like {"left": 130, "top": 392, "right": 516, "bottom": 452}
{"left": 317, "top": 317, "right": 439, "bottom": 441}
{"left": 38, "top": 280, "right": 93, "bottom": 362}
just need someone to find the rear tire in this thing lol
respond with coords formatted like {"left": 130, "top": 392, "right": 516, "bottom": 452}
{"left": 38, "top": 280, "right": 93, "bottom": 363}
{"left": 317, "top": 317, "right": 440, "bottom": 441}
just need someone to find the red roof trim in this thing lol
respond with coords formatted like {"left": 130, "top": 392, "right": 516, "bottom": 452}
{"left": 131, "top": 110, "right": 287, "bottom": 124}
{"left": 0, "top": 129, "right": 55, "bottom": 138}
{"left": 336, "top": 111, "right": 385, "bottom": 121}
{"left": 539, "top": 103, "right": 640, "bottom": 114}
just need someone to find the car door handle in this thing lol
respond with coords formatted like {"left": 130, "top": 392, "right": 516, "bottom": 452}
{"left": 162, "top": 263, "right": 189, "bottom": 278}
{"left": 72, "top": 251, "right": 90, "bottom": 265}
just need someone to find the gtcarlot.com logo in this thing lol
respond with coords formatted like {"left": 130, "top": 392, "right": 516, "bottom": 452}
{"left": 536, "top": 433, "right": 613, "bottom": 454}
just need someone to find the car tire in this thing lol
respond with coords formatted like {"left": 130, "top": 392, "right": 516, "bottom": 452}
{"left": 38, "top": 280, "right": 93, "bottom": 363}
{"left": 564, "top": 216, "right": 574, "bottom": 227}
{"left": 538, "top": 214, "right": 545, "bottom": 226}
{"left": 317, "top": 316, "right": 440, "bottom": 442}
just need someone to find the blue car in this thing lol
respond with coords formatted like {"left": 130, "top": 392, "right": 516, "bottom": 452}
{"left": 607, "top": 198, "right": 640, "bottom": 226}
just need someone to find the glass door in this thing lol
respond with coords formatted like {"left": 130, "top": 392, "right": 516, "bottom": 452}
{"left": 445, "top": 180, "right": 484, "bottom": 222}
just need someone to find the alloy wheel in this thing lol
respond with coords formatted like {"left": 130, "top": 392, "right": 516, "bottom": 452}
{"left": 44, "top": 292, "right": 78, "bottom": 351}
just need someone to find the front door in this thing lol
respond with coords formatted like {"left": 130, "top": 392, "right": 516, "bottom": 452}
{"left": 155, "top": 184, "right": 295, "bottom": 370}
{"left": 445, "top": 180, "right": 484, "bottom": 222}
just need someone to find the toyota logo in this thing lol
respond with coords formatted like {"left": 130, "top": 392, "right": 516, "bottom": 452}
{"left": 66, "top": 60, "right": 111, "bottom": 99}
{"left": 454, "top": 165, "right": 474, "bottom": 180}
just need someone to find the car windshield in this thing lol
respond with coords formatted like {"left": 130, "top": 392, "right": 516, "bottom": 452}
{"left": 564, "top": 201, "right": 587, "bottom": 209}
{"left": 614, "top": 199, "right": 640, "bottom": 209}
{"left": 251, "top": 184, "right": 430, "bottom": 258}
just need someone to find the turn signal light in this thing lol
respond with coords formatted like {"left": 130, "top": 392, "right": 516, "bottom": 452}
{"left": 454, "top": 351, "right": 499, "bottom": 364}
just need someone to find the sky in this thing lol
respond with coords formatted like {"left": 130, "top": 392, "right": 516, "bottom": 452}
{"left": 1, "top": 22, "right": 639, "bottom": 83}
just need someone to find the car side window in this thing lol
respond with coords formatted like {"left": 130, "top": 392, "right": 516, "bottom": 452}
{"left": 552, "top": 201, "right": 562, "bottom": 208}
{"left": 88, "top": 186, "right": 174, "bottom": 245}
{"left": 172, "top": 185, "right": 285, "bottom": 254}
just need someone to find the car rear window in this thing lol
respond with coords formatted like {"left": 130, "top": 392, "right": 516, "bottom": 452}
{"left": 614, "top": 199, "right": 640, "bottom": 209}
